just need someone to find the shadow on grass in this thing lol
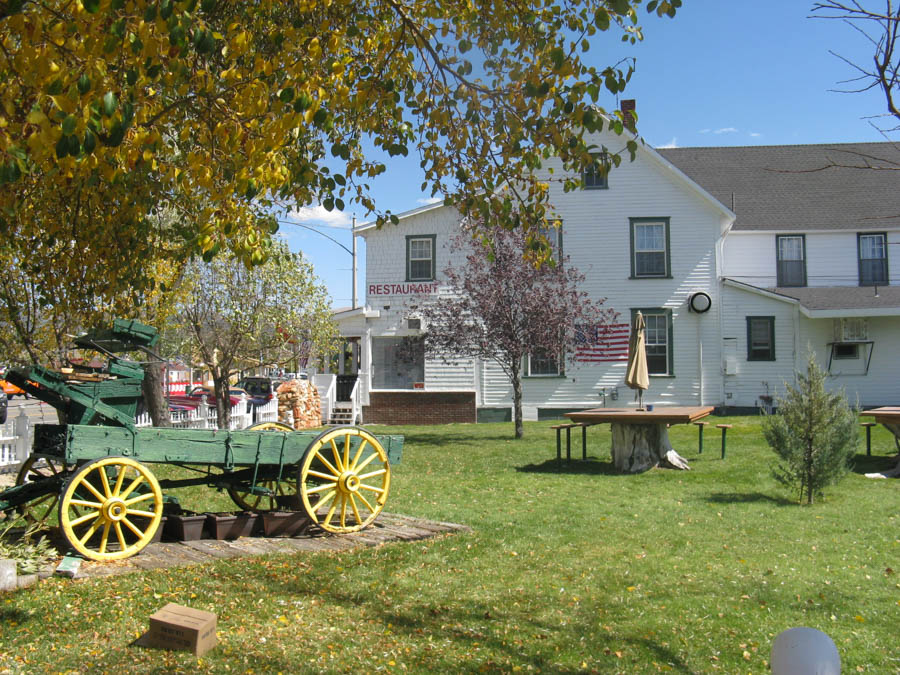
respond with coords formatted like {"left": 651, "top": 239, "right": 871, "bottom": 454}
{"left": 706, "top": 492, "right": 795, "bottom": 506}
{"left": 398, "top": 431, "right": 522, "bottom": 448}
{"left": 515, "top": 458, "right": 620, "bottom": 475}
{"left": 850, "top": 453, "right": 898, "bottom": 475}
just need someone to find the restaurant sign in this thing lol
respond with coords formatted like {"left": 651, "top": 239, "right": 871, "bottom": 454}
{"left": 368, "top": 283, "right": 439, "bottom": 296}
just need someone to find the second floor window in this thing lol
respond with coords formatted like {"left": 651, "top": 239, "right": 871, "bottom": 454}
{"left": 776, "top": 235, "right": 806, "bottom": 287}
{"left": 858, "top": 233, "right": 888, "bottom": 286}
{"left": 631, "top": 218, "right": 669, "bottom": 278}
{"left": 407, "top": 235, "right": 435, "bottom": 281}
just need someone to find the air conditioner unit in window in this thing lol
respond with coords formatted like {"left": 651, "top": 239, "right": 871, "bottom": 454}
{"left": 833, "top": 318, "right": 868, "bottom": 342}
{"left": 407, "top": 318, "right": 422, "bottom": 331}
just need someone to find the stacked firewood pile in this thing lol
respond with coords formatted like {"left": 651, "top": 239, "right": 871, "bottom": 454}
{"left": 276, "top": 379, "right": 322, "bottom": 429}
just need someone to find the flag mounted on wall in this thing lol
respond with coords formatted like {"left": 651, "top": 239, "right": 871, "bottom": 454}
{"left": 574, "top": 322, "right": 630, "bottom": 362}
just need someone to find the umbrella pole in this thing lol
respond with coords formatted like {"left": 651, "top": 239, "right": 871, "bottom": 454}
{"left": 638, "top": 389, "right": 644, "bottom": 410}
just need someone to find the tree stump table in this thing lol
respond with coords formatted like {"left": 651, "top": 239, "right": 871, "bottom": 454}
{"left": 565, "top": 407, "right": 715, "bottom": 474}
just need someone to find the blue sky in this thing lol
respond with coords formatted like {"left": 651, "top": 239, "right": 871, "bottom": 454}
{"left": 280, "top": 1, "right": 891, "bottom": 308}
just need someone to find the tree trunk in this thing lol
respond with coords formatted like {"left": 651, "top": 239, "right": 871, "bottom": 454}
{"left": 511, "top": 369, "right": 523, "bottom": 439}
{"left": 141, "top": 362, "right": 172, "bottom": 427}
{"left": 610, "top": 423, "right": 691, "bottom": 473}
{"left": 213, "top": 371, "right": 231, "bottom": 429}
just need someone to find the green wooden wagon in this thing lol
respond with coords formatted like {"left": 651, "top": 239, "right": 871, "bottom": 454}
{"left": 0, "top": 320, "right": 402, "bottom": 562}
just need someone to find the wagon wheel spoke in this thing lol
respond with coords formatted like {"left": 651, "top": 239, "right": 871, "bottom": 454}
{"left": 15, "top": 456, "right": 74, "bottom": 526}
{"left": 59, "top": 457, "right": 163, "bottom": 562}
{"left": 228, "top": 423, "right": 301, "bottom": 512}
{"left": 228, "top": 477, "right": 298, "bottom": 512}
{"left": 300, "top": 427, "right": 391, "bottom": 533}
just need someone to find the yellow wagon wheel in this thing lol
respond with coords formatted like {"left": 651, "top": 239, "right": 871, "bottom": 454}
{"left": 15, "top": 455, "right": 73, "bottom": 526}
{"left": 299, "top": 426, "right": 391, "bottom": 533}
{"left": 58, "top": 457, "right": 163, "bottom": 561}
{"left": 227, "top": 421, "right": 299, "bottom": 511}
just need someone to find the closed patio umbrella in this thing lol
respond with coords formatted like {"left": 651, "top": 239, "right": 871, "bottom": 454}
{"left": 625, "top": 311, "right": 649, "bottom": 409}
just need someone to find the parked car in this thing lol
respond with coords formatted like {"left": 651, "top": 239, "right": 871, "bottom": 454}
{"left": 0, "top": 378, "right": 26, "bottom": 398}
{"left": 235, "top": 376, "right": 286, "bottom": 403}
{"left": 169, "top": 386, "right": 252, "bottom": 409}
{"left": 0, "top": 390, "right": 6, "bottom": 424}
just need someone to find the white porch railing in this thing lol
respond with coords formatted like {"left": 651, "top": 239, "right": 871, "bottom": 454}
{"left": 314, "top": 374, "right": 336, "bottom": 424}
{"left": 348, "top": 377, "right": 362, "bottom": 425}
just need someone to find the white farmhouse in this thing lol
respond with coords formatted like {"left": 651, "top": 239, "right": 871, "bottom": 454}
{"left": 332, "top": 110, "right": 900, "bottom": 424}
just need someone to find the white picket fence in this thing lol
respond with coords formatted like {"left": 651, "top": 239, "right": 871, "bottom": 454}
{"left": 134, "top": 393, "right": 275, "bottom": 430}
{"left": 0, "top": 394, "right": 280, "bottom": 473}
{"left": 0, "top": 408, "right": 32, "bottom": 473}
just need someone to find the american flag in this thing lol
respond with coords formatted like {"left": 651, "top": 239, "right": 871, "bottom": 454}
{"left": 574, "top": 322, "right": 630, "bottom": 362}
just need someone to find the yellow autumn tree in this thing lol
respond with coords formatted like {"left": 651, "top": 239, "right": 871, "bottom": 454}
{"left": 0, "top": 0, "right": 680, "bottom": 298}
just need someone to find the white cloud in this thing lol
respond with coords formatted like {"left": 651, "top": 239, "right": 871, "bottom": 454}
{"left": 417, "top": 196, "right": 442, "bottom": 205}
{"left": 699, "top": 128, "right": 711, "bottom": 134}
{"left": 657, "top": 137, "right": 679, "bottom": 149}
{"left": 749, "top": 132, "right": 762, "bottom": 138}
{"left": 714, "top": 127, "right": 738, "bottom": 135}
{"left": 286, "top": 205, "right": 352, "bottom": 229}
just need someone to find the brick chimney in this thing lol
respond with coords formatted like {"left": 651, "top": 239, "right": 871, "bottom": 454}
{"left": 621, "top": 99, "right": 636, "bottom": 131}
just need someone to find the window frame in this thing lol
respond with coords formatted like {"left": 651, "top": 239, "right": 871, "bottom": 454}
{"left": 746, "top": 316, "right": 776, "bottom": 362}
{"left": 524, "top": 348, "right": 564, "bottom": 378}
{"left": 406, "top": 234, "right": 436, "bottom": 282}
{"left": 857, "top": 232, "right": 888, "bottom": 287}
{"left": 832, "top": 343, "right": 859, "bottom": 360}
{"left": 629, "top": 218, "right": 671, "bottom": 279}
{"left": 538, "top": 221, "right": 564, "bottom": 264}
{"left": 581, "top": 152, "right": 609, "bottom": 190}
{"left": 371, "top": 336, "right": 425, "bottom": 390}
{"left": 631, "top": 307, "right": 674, "bottom": 376}
{"left": 775, "top": 234, "right": 807, "bottom": 287}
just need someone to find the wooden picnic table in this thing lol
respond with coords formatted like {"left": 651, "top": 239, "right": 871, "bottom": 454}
{"left": 565, "top": 406, "right": 715, "bottom": 473}
{"left": 860, "top": 407, "right": 900, "bottom": 477}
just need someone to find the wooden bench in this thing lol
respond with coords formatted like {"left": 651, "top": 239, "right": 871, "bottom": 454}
{"left": 551, "top": 423, "right": 588, "bottom": 464}
{"left": 716, "top": 424, "right": 733, "bottom": 459}
{"left": 860, "top": 422, "right": 877, "bottom": 456}
{"left": 693, "top": 421, "right": 709, "bottom": 454}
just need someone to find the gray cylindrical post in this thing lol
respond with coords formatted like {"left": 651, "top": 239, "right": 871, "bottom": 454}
{"left": 14, "top": 405, "right": 30, "bottom": 463}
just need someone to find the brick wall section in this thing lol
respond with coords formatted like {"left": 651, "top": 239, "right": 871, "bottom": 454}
{"left": 365, "top": 391, "right": 476, "bottom": 425}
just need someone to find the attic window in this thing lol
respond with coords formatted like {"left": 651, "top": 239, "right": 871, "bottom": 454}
{"left": 582, "top": 153, "right": 609, "bottom": 189}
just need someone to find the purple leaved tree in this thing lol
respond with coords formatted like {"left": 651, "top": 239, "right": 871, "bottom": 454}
{"left": 418, "top": 224, "right": 616, "bottom": 439}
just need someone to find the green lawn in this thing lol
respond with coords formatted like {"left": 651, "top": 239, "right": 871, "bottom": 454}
{"left": 1, "top": 417, "right": 897, "bottom": 673}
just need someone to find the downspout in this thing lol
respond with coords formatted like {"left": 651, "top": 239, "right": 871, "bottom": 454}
{"left": 351, "top": 215, "right": 358, "bottom": 310}
{"left": 697, "top": 317, "right": 703, "bottom": 405}
{"left": 717, "top": 219, "right": 728, "bottom": 409}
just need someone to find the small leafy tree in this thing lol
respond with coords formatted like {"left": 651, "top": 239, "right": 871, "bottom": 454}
{"left": 177, "top": 239, "right": 336, "bottom": 428}
{"left": 419, "top": 222, "right": 615, "bottom": 439}
{"left": 763, "top": 352, "right": 857, "bottom": 504}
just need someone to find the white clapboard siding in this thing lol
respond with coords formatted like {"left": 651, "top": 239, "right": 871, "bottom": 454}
{"left": 719, "top": 284, "right": 797, "bottom": 408}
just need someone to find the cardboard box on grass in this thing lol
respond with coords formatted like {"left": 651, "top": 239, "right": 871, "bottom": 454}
{"left": 140, "top": 603, "right": 217, "bottom": 657}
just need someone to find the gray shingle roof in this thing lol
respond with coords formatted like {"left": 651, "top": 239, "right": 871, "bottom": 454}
{"left": 772, "top": 285, "right": 900, "bottom": 311}
{"left": 658, "top": 143, "right": 900, "bottom": 231}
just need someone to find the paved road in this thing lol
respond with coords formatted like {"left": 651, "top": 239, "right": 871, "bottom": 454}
{"left": 6, "top": 397, "right": 60, "bottom": 426}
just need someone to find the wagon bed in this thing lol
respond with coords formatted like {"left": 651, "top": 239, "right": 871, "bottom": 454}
{"left": 0, "top": 320, "right": 403, "bottom": 562}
